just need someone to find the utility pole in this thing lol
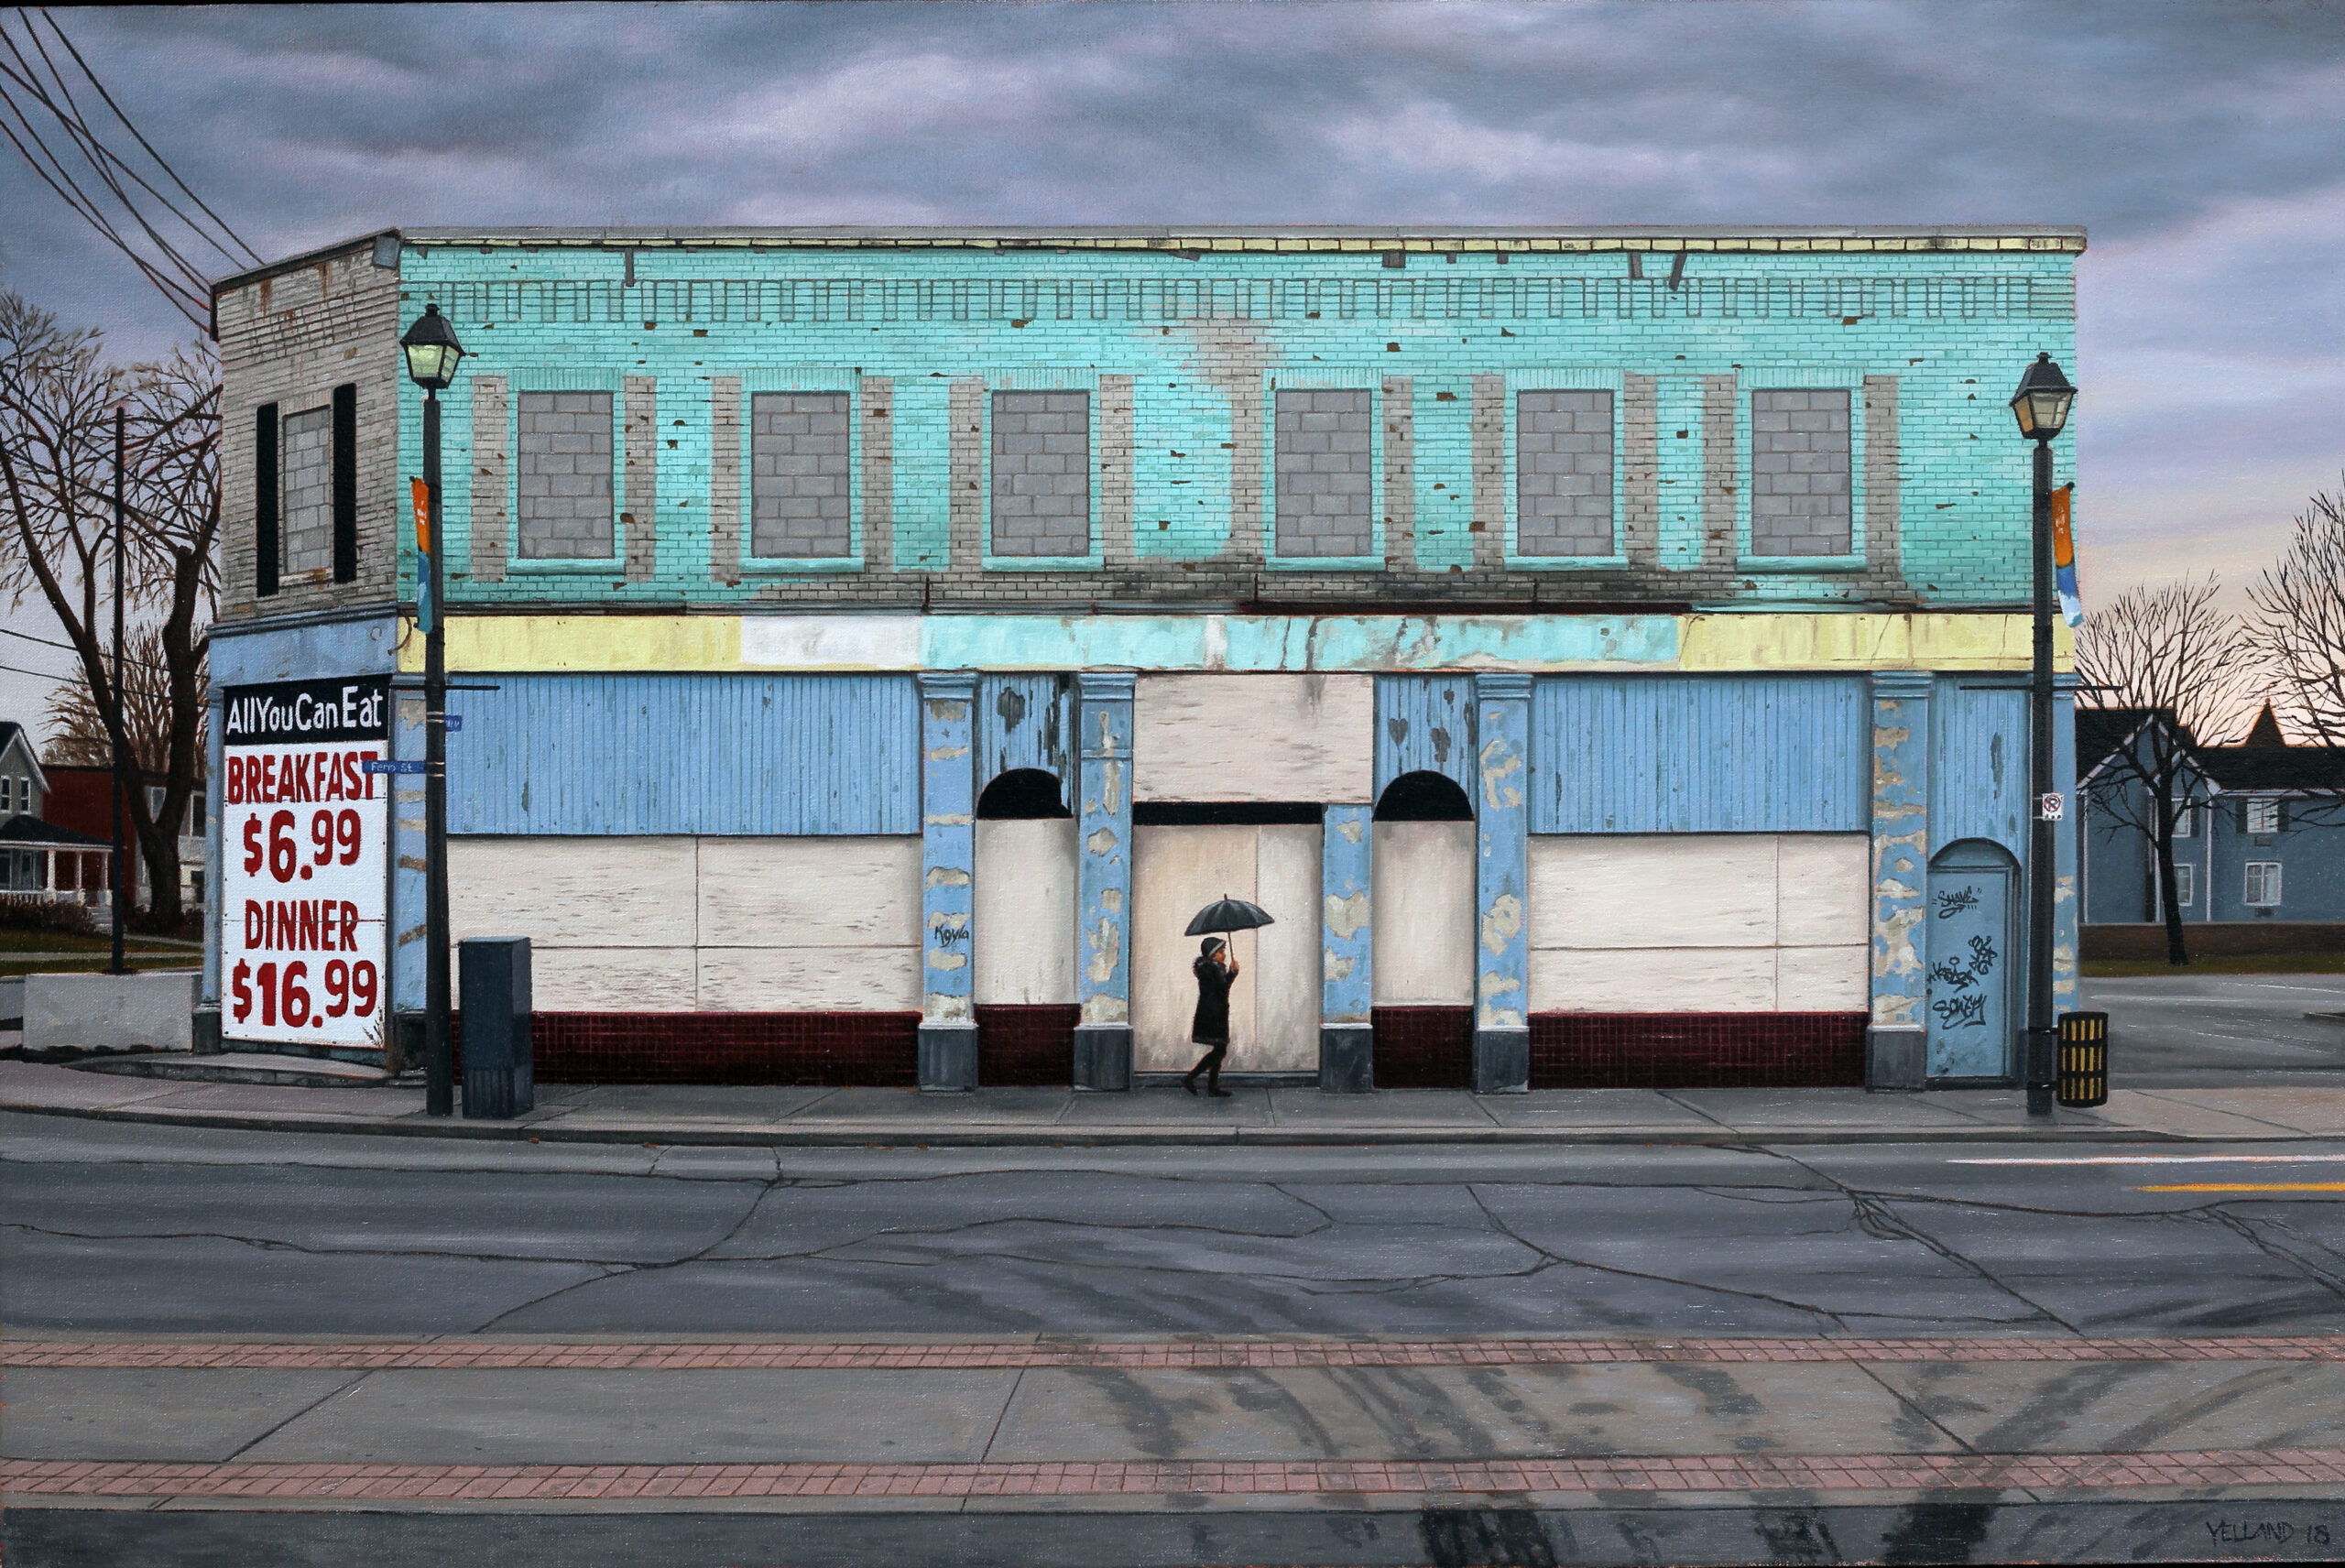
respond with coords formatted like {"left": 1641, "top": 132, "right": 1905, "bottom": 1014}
{"left": 108, "top": 404, "right": 128, "bottom": 975}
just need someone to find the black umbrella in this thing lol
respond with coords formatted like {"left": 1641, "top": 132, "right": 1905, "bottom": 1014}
{"left": 1185, "top": 895, "right": 1275, "bottom": 936}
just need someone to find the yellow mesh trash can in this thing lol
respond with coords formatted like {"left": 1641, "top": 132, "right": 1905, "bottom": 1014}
{"left": 2056, "top": 1011, "right": 2109, "bottom": 1108}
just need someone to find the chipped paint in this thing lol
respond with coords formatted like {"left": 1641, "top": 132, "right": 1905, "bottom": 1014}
{"left": 1869, "top": 676, "right": 1933, "bottom": 1036}
{"left": 926, "top": 950, "right": 968, "bottom": 971}
{"left": 1324, "top": 890, "right": 1370, "bottom": 942}
{"left": 924, "top": 866, "right": 972, "bottom": 888}
{"left": 1100, "top": 887, "right": 1122, "bottom": 912}
{"left": 926, "top": 744, "right": 970, "bottom": 761}
{"left": 1085, "top": 915, "right": 1122, "bottom": 986}
{"left": 1336, "top": 816, "right": 1364, "bottom": 844}
{"left": 1086, "top": 827, "right": 1118, "bottom": 856}
{"left": 1470, "top": 675, "right": 1532, "bottom": 1048}
{"left": 1077, "top": 675, "right": 1137, "bottom": 1032}
{"left": 924, "top": 993, "right": 973, "bottom": 1024}
{"left": 1478, "top": 731, "right": 1524, "bottom": 813}
{"left": 1081, "top": 993, "right": 1129, "bottom": 1026}
{"left": 919, "top": 672, "right": 977, "bottom": 1024}
{"left": 1325, "top": 952, "right": 1356, "bottom": 982}
{"left": 1478, "top": 892, "right": 1523, "bottom": 955}
{"left": 925, "top": 813, "right": 974, "bottom": 827}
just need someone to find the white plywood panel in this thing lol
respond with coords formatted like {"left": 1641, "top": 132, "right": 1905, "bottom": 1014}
{"left": 1135, "top": 674, "right": 1374, "bottom": 803}
{"left": 1776, "top": 833, "right": 1871, "bottom": 948}
{"left": 1530, "top": 947, "right": 1778, "bottom": 1013}
{"left": 1373, "top": 822, "right": 1476, "bottom": 1005}
{"left": 975, "top": 819, "right": 1078, "bottom": 1004}
{"left": 697, "top": 947, "right": 921, "bottom": 1012}
{"left": 1527, "top": 834, "right": 1777, "bottom": 951}
{"left": 450, "top": 836, "right": 696, "bottom": 947}
{"left": 529, "top": 946, "right": 698, "bottom": 1011}
{"left": 698, "top": 837, "right": 921, "bottom": 948}
{"left": 1246, "top": 823, "right": 1322, "bottom": 1072}
{"left": 1132, "top": 824, "right": 1256, "bottom": 1072}
{"left": 1776, "top": 945, "right": 1869, "bottom": 1010}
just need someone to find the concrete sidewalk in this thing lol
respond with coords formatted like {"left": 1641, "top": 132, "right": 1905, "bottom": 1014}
{"left": 10, "top": 1055, "right": 2345, "bottom": 1145}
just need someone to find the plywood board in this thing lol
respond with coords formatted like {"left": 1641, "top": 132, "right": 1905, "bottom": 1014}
{"left": 1776, "top": 833, "right": 1871, "bottom": 947}
{"left": 1528, "top": 834, "right": 1777, "bottom": 950}
{"left": 697, "top": 837, "right": 921, "bottom": 948}
{"left": 1247, "top": 822, "right": 1323, "bottom": 1072}
{"left": 1132, "top": 823, "right": 1257, "bottom": 1072}
{"left": 697, "top": 947, "right": 921, "bottom": 1012}
{"left": 1135, "top": 674, "right": 1374, "bottom": 803}
{"left": 449, "top": 836, "right": 696, "bottom": 947}
{"left": 975, "top": 818, "right": 1078, "bottom": 1004}
{"left": 1776, "top": 944, "right": 1869, "bottom": 1010}
{"left": 1530, "top": 946, "right": 1778, "bottom": 1013}
{"left": 529, "top": 946, "right": 698, "bottom": 1011}
{"left": 1373, "top": 821, "right": 1475, "bottom": 1005}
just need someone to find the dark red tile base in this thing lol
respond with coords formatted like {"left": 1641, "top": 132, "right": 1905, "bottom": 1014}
{"left": 453, "top": 1012, "right": 919, "bottom": 1086}
{"left": 1372, "top": 1007, "right": 1473, "bottom": 1089}
{"left": 976, "top": 1004, "right": 1078, "bottom": 1087}
{"left": 1530, "top": 1012, "right": 1868, "bottom": 1089}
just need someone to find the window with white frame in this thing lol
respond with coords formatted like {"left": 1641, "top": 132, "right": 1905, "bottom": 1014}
{"left": 2246, "top": 798, "right": 2281, "bottom": 835}
{"left": 2170, "top": 862, "right": 2195, "bottom": 909}
{"left": 2170, "top": 784, "right": 2193, "bottom": 837}
{"left": 2245, "top": 861, "right": 2283, "bottom": 907}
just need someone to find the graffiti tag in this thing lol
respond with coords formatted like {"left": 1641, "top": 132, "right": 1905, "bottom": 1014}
{"left": 1932, "top": 993, "right": 1988, "bottom": 1029}
{"left": 933, "top": 923, "right": 970, "bottom": 948}
{"left": 1928, "top": 959, "right": 1976, "bottom": 993}
{"left": 1935, "top": 886, "right": 1980, "bottom": 919}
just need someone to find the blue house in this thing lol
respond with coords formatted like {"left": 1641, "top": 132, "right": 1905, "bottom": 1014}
{"left": 2079, "top": 704, "right": 2345, "bottom": 928}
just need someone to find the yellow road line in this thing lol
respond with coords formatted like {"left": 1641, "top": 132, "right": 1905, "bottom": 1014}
{"left": 2139, "top": 1182, "right": 2345, "bottom": 1193}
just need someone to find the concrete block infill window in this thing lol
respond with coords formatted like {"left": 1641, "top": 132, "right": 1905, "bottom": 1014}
{"left": 1516, "top": 389, "right": 1614, "bottom": 556}
{"left": 990, "top": 390, "right": 1090, "bottom": 557}
{"left": 517, "top": 390, "right": 615, "bottom": 560}
{"left": 279, "top": 405, "right": 333, "bottom": 576}
{"left": 1751, "top": 387, "right": 1851, "bottom": 557}
{"left": 751, "top": 391, "right": 851, "bottom": 558}
{"left": 1275, "top": 387, "right": 1372, "bottom": 557}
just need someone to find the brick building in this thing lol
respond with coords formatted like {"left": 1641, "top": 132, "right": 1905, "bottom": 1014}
{"left": 203, "top": 225, "right": 2084, "bottom": 1090}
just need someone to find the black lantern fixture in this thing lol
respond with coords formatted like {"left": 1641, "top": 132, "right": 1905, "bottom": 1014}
{"left": 2012, "top": 349, "right": 2078, "bottom": 1118}
{"left": 2008, "top": 351, "right": 2075, "bottom": 442}
{"left": 399, "top": 302, "right": 466, "bottom": 391}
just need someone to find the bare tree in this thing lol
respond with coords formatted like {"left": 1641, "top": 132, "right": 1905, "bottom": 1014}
{"left": 2074, "top": 576, "right": 2259, "bottom": 966}
{"left": 2249, "top": 480, "right": 2345, "bottom": 747}
{"left": 43, "top": 623, "right": 206, "bottom": 771}
{"left": 0, "top": 289, "right": 218, "bottom": 927}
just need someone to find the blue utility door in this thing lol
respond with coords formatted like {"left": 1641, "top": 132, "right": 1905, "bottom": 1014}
{"left": 1926, "top": 842, "right": 2016, "bottom": 1079}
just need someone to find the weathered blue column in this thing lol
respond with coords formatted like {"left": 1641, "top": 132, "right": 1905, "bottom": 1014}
{"left": 1319, "top": 803, "right": 1374, "bottom": 1093}
{"left": 193, "top": 686, "right": 225, "bottom": 1053}
{"left": 1866, "top": 670, "right": 1933, "bottom": 1091}
{"left": 389, "top": 679, "right": 429, "bottom": 1069}
{"left": 1471, "top": 673, "right": 1531, "bottom": 1094}
{"left": 1073, "top": 671, "right": 1135, "bottom": 1090}
{"left": 2053, "top": 672, "right": 2082, "bottom": 1021}
{"left": 918, "top": 670, "right": 978, "bottom": 1091}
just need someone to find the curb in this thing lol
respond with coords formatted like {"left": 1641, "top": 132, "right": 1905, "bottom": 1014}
{"left": 0, "top": 1097, "right": 2218, "bottom": 1148}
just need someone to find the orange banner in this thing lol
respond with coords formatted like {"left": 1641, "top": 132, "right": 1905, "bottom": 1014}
{"left": 2050, "top": 484, "right": 2074, "bottom": 568}
{"left": 409, "top": 477, "right": 431, "bottom": 555}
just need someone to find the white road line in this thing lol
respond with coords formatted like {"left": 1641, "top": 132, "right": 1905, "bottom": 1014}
{"left": 1950, "top": 1154, "right": 2345, "bottom": 1166}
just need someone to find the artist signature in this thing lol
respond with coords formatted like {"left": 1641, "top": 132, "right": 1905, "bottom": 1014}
{"left": 2206, "top": 1519, "right": 2330, "bottom": 1547}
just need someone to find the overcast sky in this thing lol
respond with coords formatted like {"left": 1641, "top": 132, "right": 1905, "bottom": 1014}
{"left": 5, "top": 0, "right": 2341, "bottom": 743}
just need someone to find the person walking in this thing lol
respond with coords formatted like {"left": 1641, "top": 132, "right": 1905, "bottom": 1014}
{"left": 1183, "top": 936, "right": 1238, "bottom": 1097}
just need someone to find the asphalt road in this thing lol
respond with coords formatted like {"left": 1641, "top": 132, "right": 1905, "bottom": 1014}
{"left": 2085, "top": 974, "right": 2345, "bottom": 1086}
{"left": 7, "top": 1111, "right": 2345, "bottom": 1340}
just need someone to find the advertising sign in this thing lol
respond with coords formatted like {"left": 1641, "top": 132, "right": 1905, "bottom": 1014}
{"left": 220, "top": 676, "right": 392, "bottom": 1050}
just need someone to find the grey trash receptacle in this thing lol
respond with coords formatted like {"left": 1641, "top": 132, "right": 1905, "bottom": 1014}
{"left": 460, "top": 937, "right": 533, "bottom": 1119}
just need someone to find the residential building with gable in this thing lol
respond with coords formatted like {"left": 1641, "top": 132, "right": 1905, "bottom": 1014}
{"left": 202, "top": 223, "right": 2085, "bottom": 1092}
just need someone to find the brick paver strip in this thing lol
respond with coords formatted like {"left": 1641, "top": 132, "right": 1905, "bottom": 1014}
{"left": 7, "top": 1334, "right": 2343, "bottom": 1371}
{"left": 6, "top": 1449, "right": 2343, "bottom": 1502}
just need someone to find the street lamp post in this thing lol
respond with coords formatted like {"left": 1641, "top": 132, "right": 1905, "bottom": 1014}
{"left": 399, "top": 302, "right": 465, "bottom": 1116}
{"left": 2010, "top": 352, "right": 2077, "bottom": 1118}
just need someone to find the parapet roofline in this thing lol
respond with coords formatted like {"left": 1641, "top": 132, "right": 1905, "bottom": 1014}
{"left": 210, "top": 223, "right": 2086, "bottom": 299}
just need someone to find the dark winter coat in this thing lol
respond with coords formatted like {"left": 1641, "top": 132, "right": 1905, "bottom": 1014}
{"left": 1190, "top": 954, "right": 1238, "bottom": 1045}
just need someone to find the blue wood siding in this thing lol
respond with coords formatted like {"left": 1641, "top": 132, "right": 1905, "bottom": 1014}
{"left": 1531, "top": 674, "right": 1869, "bottom": 833}
{"left": 1930, "top": 680, "right": 2028, "bottom": 860}
{"left": 448, "top": 673, "right": 918, "bottom": 834}
{"left": 1375, "top": 674, "right": 1478, "bottom": 803}
{"left": 975, "top": 673, "right": 1074, "bottom": 785}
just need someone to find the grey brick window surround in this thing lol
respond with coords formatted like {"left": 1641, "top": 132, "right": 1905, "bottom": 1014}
{"left": 278, "top": 406, "right": 334, "bottom": 576}
{"left": 1515, "top": 389, "right": 1615, "bottom": 556}
{"left": 1274, "top": 387, "right": 1372, "bottom": 557}
{"left": 751, "top": 391, "right": 851, "bottom": 558}
{"left": 1750, "top": 387, "right": 1851, "bottom": 556}
{"left": 990, "top": 390, "right": 1090, "bottom": 557}
{"left": 517, "top": 390, "right": 615, "bottom": 560}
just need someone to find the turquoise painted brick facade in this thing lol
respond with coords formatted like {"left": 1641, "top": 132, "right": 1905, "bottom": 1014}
{"left": 352, "top": 229, "right": 2078, "bottom": 622}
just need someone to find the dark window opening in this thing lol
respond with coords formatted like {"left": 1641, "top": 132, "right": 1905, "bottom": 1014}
{"left": 1132, "top": 801, "right": 1323, "bottom": 826}
{"left": 976, "top": 768, "right": 1070, "bottom": 820}
{"left": 1376, "top": 771, "right": 1473, "bottom": 822}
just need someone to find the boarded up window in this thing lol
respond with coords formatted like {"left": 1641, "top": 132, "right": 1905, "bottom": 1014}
{"left": 1750, "top": 387, "right": 1851, "bottom": 556}
{"left": 751, "top": 391, "right": 851, "bottom": 558}
{"left": 990, "top": 390, "right": 1090, "bottom": 557}
{"left": 1516, "top": 389, "right": 1614, "bottom": 556}
{"left": 1274, "top": 388, "right": 1372, "bottom": 557}
{"left": 517, "top": 390, "right": 615, "bottom": 560}
{"left": 278, "top": 406, "right": 334, "bottom": 576}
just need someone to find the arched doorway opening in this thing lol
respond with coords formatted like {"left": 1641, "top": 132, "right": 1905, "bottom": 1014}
{"left": 1372, "top": 770, "right": 1476, "bottom": 1087}
{"left": 1926, "top": 837, "right": 2020, "bottom": 1080}
{"left": 974, "top": 768, "right": 1076, "bottom": 1084}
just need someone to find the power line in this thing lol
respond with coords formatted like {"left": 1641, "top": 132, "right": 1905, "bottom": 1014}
{"left": 0, "top": 625, "right": 180, "bottom": 674}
